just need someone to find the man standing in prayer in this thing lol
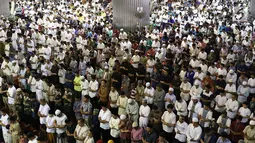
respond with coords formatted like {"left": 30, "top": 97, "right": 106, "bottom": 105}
{"left": 126, "top": 98, "right": 139, "bottom": 122}
{"left": 74, "top": 119, "right": 89, "bottom": 143}
{"left": 98, "top": 104, "right": 112, "bottom": 142}
{"left": 54, "top": 110, "right": 67, "bottom": 143}
{"left": 139, "top": 99, "right": 151, "bottom": 128}
{"left": 186, "top": 118, "right": 202, "bottom": 143}
{"left": 161, "top": 104, "right": 176, "bottom": 142}
{"left": 243, "top": 120, "right": 255, "bottom": 143}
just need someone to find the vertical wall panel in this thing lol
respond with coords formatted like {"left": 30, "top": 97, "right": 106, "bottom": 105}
{"left": 112, "top": 0, "right": 150, "bottom": 31}
{"left": 0, "top": 0, "right": 10, "bottom": 16}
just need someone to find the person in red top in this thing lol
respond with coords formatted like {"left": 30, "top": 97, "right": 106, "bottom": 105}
{"left": 146, "top": 47, "right": 156, "bottom": 57}
{"left": 230, "top": 116, "right": 245, "bottom": 143}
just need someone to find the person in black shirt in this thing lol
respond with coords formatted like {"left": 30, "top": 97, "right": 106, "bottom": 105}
{"left": 66, "top": 119, "right": 77, "bottom": 143}
{"left": 111, "top": 67, "right": 122, "bottom": 91}
{"left": 160, "top": 67, "right": 172, "bottom": 92}
{"left": 142, "top": 124, "right": 158, "bottom": 143}
{"left": 214, "top": 75, "right": 226, "bottom": 96}
{"left": 120, "top": 58, "right": 131, "bottom": 76}
{"left": 136, "top": 63, "right": 146, "bottom": 82}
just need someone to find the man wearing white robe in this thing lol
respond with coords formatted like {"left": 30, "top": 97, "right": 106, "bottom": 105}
{"left": 180, "top": 78, "right": 192, "bottom": 101}
{"left": 188, "top": 96, "right": 202, "bottom": 119}
{"left": 38, "top": 99, "right": 50, "bottom": 125}
{"left": 224, "top": 79, "right": 236, "bottom": 99}
{"left": 35, "top": 77, "right": 44, "bottom": 101}
{"left": 175, "top": 116, "right": 188, "bottom": 143}
{"left": 29, "top": 54, "right": 38, "bottom": 71}
{"left": 225, "top": 95, "right": 239, "bottom": 119}
{"left": 139, "top": 99, "right": 151, "bottom": 128}
{"left": 237, "top": 81, "right": 250, "bottom": 103}
{"left": 186, "top": 118, "right": 202, "bottom": 143}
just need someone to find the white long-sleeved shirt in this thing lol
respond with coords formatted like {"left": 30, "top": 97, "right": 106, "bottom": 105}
{"left": 188, "top": 101, "right": 202, "bottom": 118}
{"left": 0, "top": 114, "right": 9, "bottom": 134}
{"left": 175, "top": 121, "right": 188, "bottom": 142}
{"left": 109, "top": 117, "right": 120, "bottom": 138}
{"left": 216, "top": 115, "right": 231, "bottom": 134}
{"left": 214, "top": 94, "right": 228, "bottom": 113}
{"left": 139, "top": 105, "right": 150, "bottom": 118}
{"left": 198, "top": 108, "right": 213, "bottom": 127}
{"left": 81, "top": 80, "right": 89, "bottom": 96}
{"left": 46, "top": 115, "right": 56, "bottom": 133}
{"left": 98, "top": 109, "right": 111, "bottom": 130}
{"left": 38, "top": 104, "right": 50, "bottom": 124}
{"left": 238, "top": 107, "right": 251, "bottom": 123}
{"left": 175, "top": 100, "right": 188, "bottom": 116}
{"left": 161, "top": 111, "right": 176, "bottom": 133}
{"left": 186, "top": 124, "right": 202, "bottom": 143}
{"left": 237, "top": 85, "right": 249, "bottom": 103}
{"left": 225, "top": 99, "right": 239, "bottom": 119}
{"left": 75, "top": 124, "right": 89, "bottom": 143}
{"left": 88, "top": 81, "right": 99, "bottom": 98}
{"left": 144, "top": 87, "right": 155, "bottom": 104}
{"left": 224, "top": 84, "right": 236, "bottom": 99}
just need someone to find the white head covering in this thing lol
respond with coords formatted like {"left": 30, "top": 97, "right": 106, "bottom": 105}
{"left": 242, "top": 81, "right": 247, "bottom": 86}
{"left": 168, "top": 88, "right": 174, "bottom": 92}
{"left": 80, "top": 76, "right": 85, "bottom": 80}
{"left": 250, "top": 120, "right": 255, "bottom": 125}
{"left": 120, "top": 115, "right": 127, "bottom": 120}
{"left": 128, "top": 99, "right": 133, "bottom": 104}
{"left": 191, "top": 96, "right": 198, "bottom": 100}
{"left": 146, "top": 82, "right": 150, "bottom": 87}
{"left": 55, "top": 109, "right": 61, "bottom": 116}
{"left": 192, "top": 118, "right": 199, "bottom": 122}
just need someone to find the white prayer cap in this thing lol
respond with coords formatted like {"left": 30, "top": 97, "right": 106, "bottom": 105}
{"left": 250, "top": 120, "right": 255, "bottom": 125}
{"left": 17, "top": 88, "right": 22, "bottom": 92}
{"left": 210, "top": 50, "right": 214, "bottom": 53}
{"left": 168, "top": 87, "right": 174, "bottom": 92}
{"left": 192, "top": 118, "right": 199, "bottom": 122}
{"left": 228, "top": 79, "right": 233, "bottom": 83}
{"left": 55, "top": 109, "right": 61, "bottom": 115}
{"left": 80, "top": 76, "right": 85, "bottom": 80}
{"left": 120, "top": 115, "right": 126, "bottom": 120}
{"left": 194, "top": 81, "right": 199, "bottom": 86}
{"left": 132, "top": 122, "right": 138, "bottom": 127}
{"left": 135, "top": 50, "right": 140, "bottom": 53}
{"left": 12, "top": 61, "right": 16, "bottom": 64}
{"left": 146, "top": 82, "right": 150, "bottom": 87}
{"left": 104, "top": 65, "right": 109, "bottom": 69}
{"left": 229, "top": 70, "right": 234, "bottom": 74}
{"left": 191, "top": 96, "right": 198, "bottom": 100}
{"left": 123, "top": 57, "right": 127, "bottom": 60}
{"left": 242, "top": 81, "right": 247, "bottom": 86}
{"left": 128, "top": 99, "right": 133, "bottom": 104}
{"left": 120, "top": 28, "right": 123, "bottom": 31}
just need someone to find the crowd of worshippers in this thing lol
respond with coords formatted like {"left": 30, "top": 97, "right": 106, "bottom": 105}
{"left": 0, "top": 0, "right": 255, "bottom": 143}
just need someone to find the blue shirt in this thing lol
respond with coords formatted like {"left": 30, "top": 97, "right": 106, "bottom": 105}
{"left": 216, "top": 138, "right": 232, "bottom": 143}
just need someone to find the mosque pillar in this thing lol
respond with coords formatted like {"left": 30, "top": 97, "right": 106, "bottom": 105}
{"left": 0, "top": 0, "right": 10, "bottom": 16}
{"left": 112, "top": 0, "right": 150, "bottom": 31}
